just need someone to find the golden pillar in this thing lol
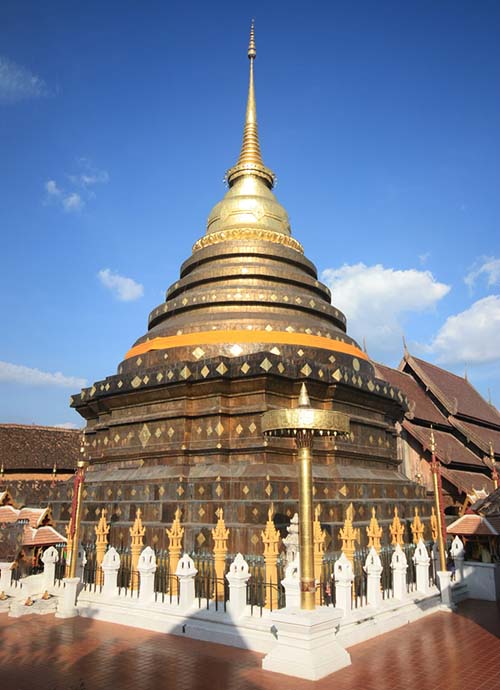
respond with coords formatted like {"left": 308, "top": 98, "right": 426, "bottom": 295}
{"left": 366, "top": 506, "right": 383, "bottom": 553}
{"left": 64, "top": 519, "right": 74, "bottom": 578}
{"left": 262, "top": 383, "right": 350, "bottom": 610}
{"left": 489, "top": 442, "right": 498, "bottom": 490}
{"left": 430, "top": 431, "right": 447, "bottom": 572}
{"left": 94, "top": 508, "right": 110, "bottom": 586}
{"left": 129, "top": 508, "right": 146, "bottom": 591}
{"left": 261, "top": 503, "right": 280, "bottom": 610}
{"left": 430, "top": 506, "right": 438, "bottom": 543}
{"left": 410, "top": 507, "right": 425, "bottom": 544}
{"left": 166, "top": 506, "right": 184, "bottom": 596}
{"left": 212, "top": 507, "right": 230, "bottom": 598}
{"left": 313, "top": 505, "right": 326, "bottom": 605}
{"left": 67, "top": 454, "right": 88, "bottom": 580}
{"left": 339, "top": 503, "right": 360, "bottom": 564}
{"left": 389, "top": 507, "right": 405, "bottom": 546}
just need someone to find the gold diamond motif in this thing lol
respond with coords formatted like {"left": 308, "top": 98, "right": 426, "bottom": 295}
{"left": 198, "top": 486, "right": 205, "bottom": 495}
{"left": 248, "top": 422, "right": 257, "bottom": 433}
{"left": 198, "top": 507, "right": 205, "bottom": 518}
{"left": 297, "top": 349, "right": 304, "bottom": 356}
{"left": 215, "top": 484, "right": 223, "bottom": 497}
{"left": 114, "top": 433, "right": 120, "bottom": 443}
{"left": 167, "top": 370, "right": 174, "bottom": 380}
{"left": 251, "top": 534, "right": 259, "bottom": 545}
{"left": 201, "top": 365, "right": 210, "bottom": 378}
{"left": 328, "top": 355, "right": 336, "bottom": 363}
{"left": 318, "top": 369, "right": 324, "bottom": 378}
{"left": 283, "top": 485, "right": 289, "bottom": 495}
{"left": 270, "top": 346, "right": 281, "bottom": 355}
{"left": 215, "top": 422, "right": 224, "bottom": 436}
{"left": 196, "top": 533, "right": 206, "bottom": 546}
{"left": 332, "top": 369, "right": 342, "bottom": 381}
{"left": 176, "top": 485, "right": 184, "bottom": 496}
{"left": 339, "top": 484, "right": 348, "bottom": 497}
{"left": 236, "top": 424, "right": 243, "bottom": 435}
{"left": 136, "top": 357, "right": 142, "bottom": 366}
{"left": 131, "top": 376, "right": 142, "bottom": 388}
{"left": 242, "top": 485, "right": 250, "bottom": 495}
{"left": 265, "top": 483, "right": 272, "bottom": 496}
{"left": 252, "top": 507, "right": 259, "bottom": 517}
{"left": 260, "top": 357, "right": 272, "bottom": 372}
{"left": 180, "top": 365, "right": 191, "bottom": 379}
{"left": 90, "top": 386, "right": 96, "bottom": 397}
{"left": 156, "top": 372, "right": 164, "bottom": 382}
{"left": 155, "top": 428, "right": 162, "bottom": 438}
{"left": 192, "top": 347, "right": 205, "bottom": 360}
{"left": 207, "top": 424, "right": 213, "bottom": 436}
{"left": 301, "top": 363, "right": 312, "bottom": 376}
{"left": 131, "top": 488, "right": 136, "bottom": 496}
{"left": 107, "top": 488, "right": 112, "bottom": 497}
{"left": 277, "top": 362, "right": 285, "bottom": 373}
{"left": 323, "top": 487, "right": 329, "bottom": 495}
{"left": 103, "top": 437, "right": 109, "bottom": 446}
{"left": 229, "top": 344, "right": 243, "bottom": 356}
{"left": 367, "top": 380, "right": 375, "bottom": 392}
{"left": 265, "top": 324, "right": 273, "bottom": 332}
{"left": 167, "top": 427, "right": 174, "bottom": 438}
{"left": 216, "top": 362, "right": 228, "bottom": 375}
{"left": 117, "top": 380, "right": 123, "bottom": 388}
{"left": 143, "top": 375, "right": 149, "bottom": 384}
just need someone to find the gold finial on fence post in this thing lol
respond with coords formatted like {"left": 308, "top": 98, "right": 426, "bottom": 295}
{"left": 95, "top": 508, "right": 110, "bottom": 586}
{"left": 166, "top": 506, "right": 184, "bottom": 596}
{"left": 261, "top": 503, "right": 280, "bottom": 610}
{"left": 129, "top": 507, "right": 146, "bottom": 591}
{"left": 430, "top": 506, "right": 438, "bottom": 542}
{"left": 366, "top": 506, "right": 383, "bottom": 553}
{"left": 339, "top": 503, "right": 360, "bottom": 564}
{"left": 389, "top": 506, "right": 405, "bottom": 547}
{"left": 313, "top": 504, "right": 326, "bottom": 605}
{"left": 410, "top": 507, "right": 425, "bottom": 544}
{"left": 212, "top": 507, "right": 230, "bottom": 599}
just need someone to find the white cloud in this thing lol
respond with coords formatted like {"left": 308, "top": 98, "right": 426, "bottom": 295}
{"left": 62, "top": 192, "right": 83, "bottom": 212}
{"left": 45, "top": 180, "right": 61, "bottom": 196}
{"left": 0, "top": 361, "right": 86, "bottom": 388}
{"left": 429, "top": 295, "right": 500, "bottom": 365}
{"left": 465, "top": 257, "right": 500, "bottom": 290}
{"left": 321, "top": 263, "right": 450, "bottom": 356}
{"left": 0, "top": 56, "right": 48, "bottom": 103}
{"left": 54, "top": 422, "right": 81, "bottom": 429}
{"left": 98, "top": 268, "right": 144, "bottom": 302}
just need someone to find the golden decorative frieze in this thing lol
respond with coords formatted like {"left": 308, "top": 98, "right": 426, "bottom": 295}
{"left": 192, "top": 228, "right": 303, "bottom": 254}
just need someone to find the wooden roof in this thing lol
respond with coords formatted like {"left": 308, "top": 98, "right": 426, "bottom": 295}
{"left": 0, "top": 424, "right": 80, "bottom": 471}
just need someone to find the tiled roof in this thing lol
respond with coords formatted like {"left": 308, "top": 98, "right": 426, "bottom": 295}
{"left": 405, "top": 356, "right": 500, "bottom": 426}
{"left": 0, "top": 505, "right": 18, "bottom": 523}
{"left": 0, "top": 424, "right": 80, "bottom": 471}
{"left": 447, "top": 514, "right": 500, "bottom": 536}
{"left": 374, "top": 362, "right": 450, "bottom": 426}
{"left": 403, "top": 421, "right": 486, "bottom": 467}
{"left": 440, "top": 467, "right": 494, "bottom": 496}
{"left": 0, "top": 506, "right": 52, "bottom": 528}
{"left": 472, "top": 487, "right": 500, "bottom": 517}
{"left": 450, "top": 418, "right": 500, "bottom": 456}
{"left": 22, "top": 524, "right": 66, "bottom": 547}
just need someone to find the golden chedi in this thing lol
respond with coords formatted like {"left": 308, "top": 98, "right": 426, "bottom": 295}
{"left": 61, "top": 24, "right": 431, "bottom": 553}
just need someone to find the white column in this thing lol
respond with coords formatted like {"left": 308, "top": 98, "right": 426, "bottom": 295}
{"left": 226, "top": 553, "right": 251, "bottom": 619}
{"left": 55, "top": 577, "right": 80, "bottom": 618}
{"left": 0, "top": 562, "right": 14, "bottom": 593}
{"left": 437, "top": 571, "right": 454, "bottom": 608}
{"left": 76, "top": 546, "right": 87, "bottom": 581}
{"left": 450, "top": 535, "right": 465, "bottom": 583}
{"left": 138, "top": 546, "right": 157, "bottom": 604}
{"left": 281, "top": 553, "right": 301, "bottom": 609}
{"left": 175, "top": 554, "right": 197, "bottom": 611}
{"left": 364, "top": 547, "right": 383, "bottom": 608}
{"left": 334, "top": 553, "right": 354, "bottom": 616}
{"left": 391, "top": 544, "right": 408, "bottom": 600}
{"left": 413, "top": 539, "right": 430, "bottom": 594}
{"left": 41, "top": 546, "right": 59, "bottom": 591}
{"left": 101, "top": 547, "right": 121, "bottom": 599}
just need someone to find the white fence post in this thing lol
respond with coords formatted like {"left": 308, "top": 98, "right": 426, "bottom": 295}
{"left": 226, "top": 553, "right": 251, "bottom": 618}
{"left": 364, "top": 547, "right": 383, "bottom": 608}
{"left": 391, "top": 544, "right": 408, "bottom": 600}
{"left": 101, "top": 547, "right": 121, "bottom": 599}
{"left": 334, "top": 553, "right": 354, "bottom": 616}
{"left": 41, "top": 546, "right": 59, "bottom": 591}
{"left": 175, "top": 554, "right": 197, "bottom": 611}
{"left": 138, "top": 546, "right": 157, "bottom": 603}
{"left": 450, "top": 536, "right": 465, "bottom": 583}
{"left": 0, "top": 562, "right": 14, "bottom": 593}
{"left": 413, "top": 539, "right": 430, "bottom": 594}
{"left": 281, "top": 553, "right": 301, "bottom": 609}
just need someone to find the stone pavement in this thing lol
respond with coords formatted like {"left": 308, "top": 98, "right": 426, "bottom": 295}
{"left": 0, "top": 600, "right": 498, "bottom": 690}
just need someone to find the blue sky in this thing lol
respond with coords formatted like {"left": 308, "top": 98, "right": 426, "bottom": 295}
{"left": 1, "top": 1, "right": 499, "bottom": 428}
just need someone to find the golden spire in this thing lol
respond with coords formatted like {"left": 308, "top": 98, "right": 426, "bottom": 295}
{"left": 226, "top": 21, "right": 275, "bottom": 188}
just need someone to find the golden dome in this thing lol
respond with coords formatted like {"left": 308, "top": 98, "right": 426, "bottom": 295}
{"left": 204, "top": 21, "right": 291, "bottom": 240}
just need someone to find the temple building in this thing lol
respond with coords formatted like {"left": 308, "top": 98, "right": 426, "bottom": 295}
{"left": 375, "top": 351, "right": 498, "bottom": 515}
{"left": 51, "top": 26, "right": 435, "bottom": 553}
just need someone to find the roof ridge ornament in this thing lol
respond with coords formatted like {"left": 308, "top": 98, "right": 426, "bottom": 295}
{"left": 226, "top": 21, "right": 275, "bottom": 189}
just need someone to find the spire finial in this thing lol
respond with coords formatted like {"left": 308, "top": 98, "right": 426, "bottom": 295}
{"left": 298, "top": 383, "right": 311, "bottom": 408}
{"left": 430, "top": 427, "right": 436, "bottom": 454}
{"left": 226, "top": 21, "right": 275, "bottom": 188}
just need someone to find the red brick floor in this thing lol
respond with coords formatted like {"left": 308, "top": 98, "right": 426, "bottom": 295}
{"left": 0, "top": 601, "right": 498, "bottom": 690}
